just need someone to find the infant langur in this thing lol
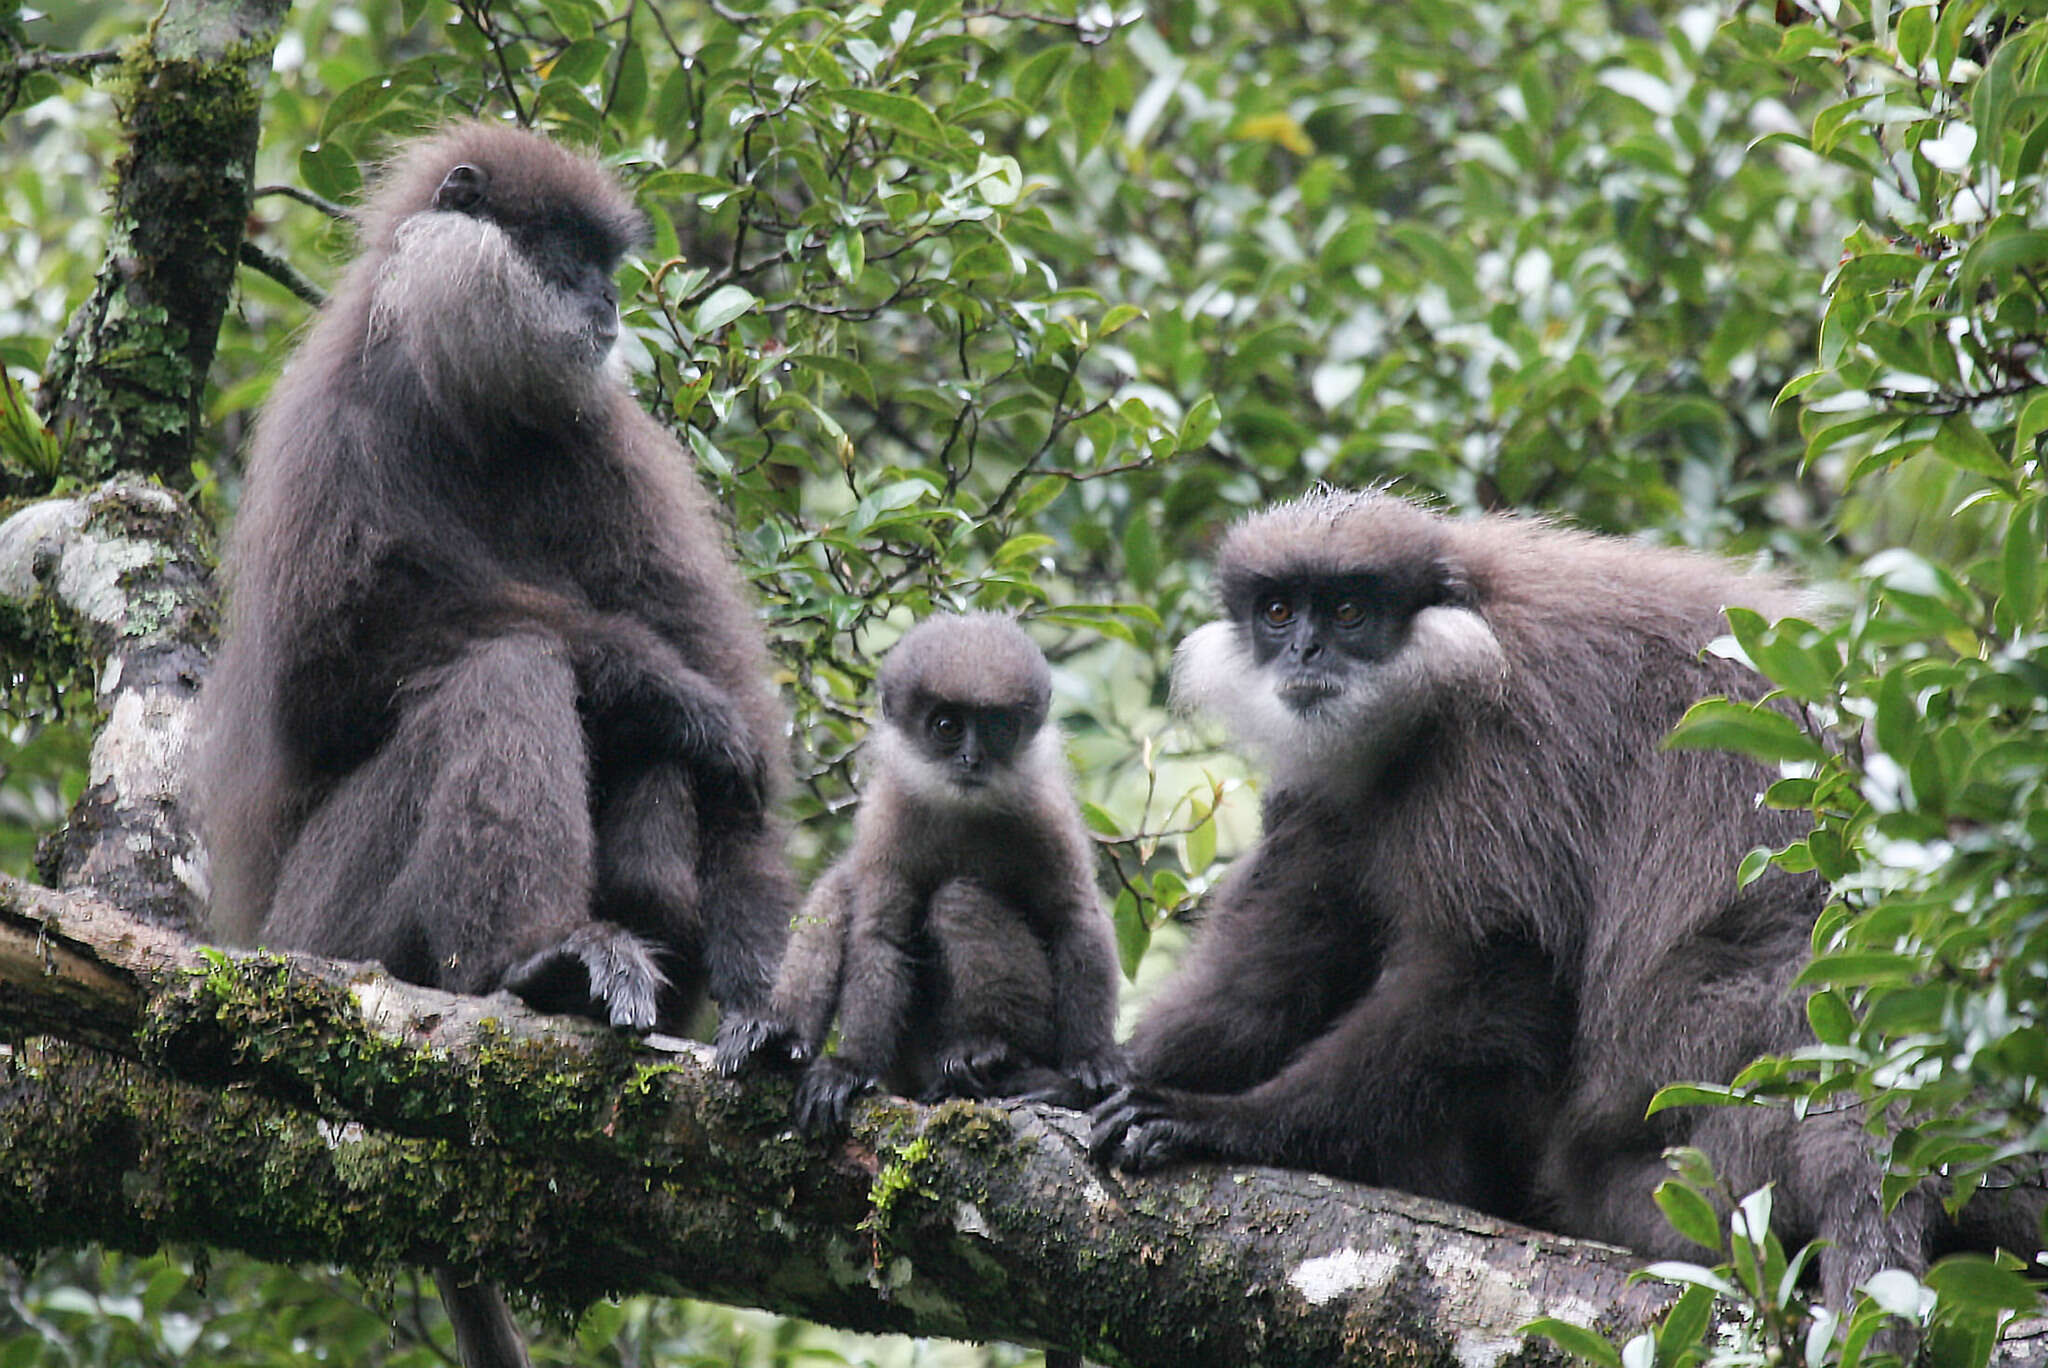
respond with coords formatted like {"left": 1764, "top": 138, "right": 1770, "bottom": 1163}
{"left": 773, "top": 613, "right": 1124, "bottom": 1134}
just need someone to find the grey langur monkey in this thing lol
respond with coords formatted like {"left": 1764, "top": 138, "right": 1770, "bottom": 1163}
{"left": 194, "top": 122, "right": 798, "bottom": 1368}
{"left": 752, "top": 612, "right": 1124, "bottom": 1135}
{"left": 1091, "top": 487, "right": 2000, "bottom": 1307}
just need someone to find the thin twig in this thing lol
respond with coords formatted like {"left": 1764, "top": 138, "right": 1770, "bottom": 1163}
{"left": 253, "top": 183, "right": 356, "bottom": 222}
{"left": 10, "top": 46, "right": 120, "bottom": 77}
{"left": 238, "top": 242, "right": 327, "bottom": 308}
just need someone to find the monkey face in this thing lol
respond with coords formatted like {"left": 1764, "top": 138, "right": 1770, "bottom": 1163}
{"left": 914, "top": 702, "right": 1033, "bottom": 789}
{"left": 365, "top": 153, "right": 645, "bottom": 415}
{"left": 1241, "top": 574, "right": 1419, "bottom": 716}
{"left": 1173, "top": 568, "right": 1507, "bottom": 790}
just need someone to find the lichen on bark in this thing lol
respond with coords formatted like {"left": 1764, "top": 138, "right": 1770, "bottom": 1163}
{"left": 31, "top": 0, "right": 288, "bottom": 492}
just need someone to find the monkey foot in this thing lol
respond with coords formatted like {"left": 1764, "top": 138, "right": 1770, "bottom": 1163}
{"left": 505, "top": 923, "right": 669, "bottom": 1030}
{"left": 713, "top": 1013, "right": 805, "bottom": 1075}
{"left": 921, "top": 1043, "right": 1022, "bottom": 1102}
{"left": 793, "top": 1057, "right": 874, "bottom": 1137}
{"left": 1088, "top": 1086, "right": 1212, "bottom": 1172}
{"left": 1064, "top": 1046, "right": 1128, "bottom": 1099}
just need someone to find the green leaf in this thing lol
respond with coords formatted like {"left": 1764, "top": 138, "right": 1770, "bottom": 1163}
{"left": 1806, "top": 989, "right": 1856, "bottom": 1045}
{"left": 1656, "top": 1283, "right": 1719, "bottom": 1363}
{"left": 692, "top": 284, "right": 757, "bottom": 333}
{"left": 1930, "top": 414, "right": 2010, "bottom": 480}
{"left": 1653, "top": 1181, "right": 1724, "bottom": 1251}
{"left": 298, "top": 142, "right": 362, "bottom": 202}
{"left": 1080, "top": 801, "right": 1122, "bottom": 837}
{"left": 1956, "top": 228, "right": 2048, "bottom": 300}
{"left": 827, "top": 226, "right": 866, "bottom": 283}
{"left": 1112, "top": 889, "right": 1149, "bottom": 981}
{"left": 546, "top": 38, "right": 609, "bottom": 85}
{"left": 833, "top": 88, "right": 948, "bottom": 146}
{"left": 1638, "top": 1262, "right": 1741, "bottom": 1299}
{"left": 1735, "top": 847, "right": 1772, "bottom": 888}
{"left": 1663, "top": 699, "right": 1824, "bottom": 764}
{"left": 1011, "top": 43, "right": 1069, "bottom": 109}
{"left": 1122, "top": 509, "right": 1160, "bottom": 590}
{"left": 1519, "top": 1319, "right": 1622, "bottom": 1368}
{"left": 1792, "top": 951, "right": 1926, "bottom": 988}
{"left": 1648, "top": 1083, "right": 1757, "bottom": 1113}
{"left": 1873, "top": 665, "right": 1920, "bottom": 765}
{"left": 2000, "top": 499, "right": 2043, "bottom": 627}
{"left": 1065, "top": 58, "right": 1113, "bottom": 156}
{"left": 2013, "top": 390, "right": 2048, "bottom": 464}
{"left": 1924, "top": 1256, "right": 2041, "bottom": 1311}
{"left": 1099, "top": 303, "right": 1144, "bottom": 336}
{"left": 1179, "top": 394, "right": 1221, "bottom": 450}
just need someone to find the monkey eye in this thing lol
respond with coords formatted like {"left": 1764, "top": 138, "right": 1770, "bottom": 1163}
{"left": 1331, "top": 599, "right": 1366, "bottom": 628}
{"left": 1258, "top": 598, "right": 1294, "bottom": 628}
{"left": 928, "top": 708, "right": 964, "bottom": 745}
{"left": 434, "top": 163, "right": 489, "bottom": 213}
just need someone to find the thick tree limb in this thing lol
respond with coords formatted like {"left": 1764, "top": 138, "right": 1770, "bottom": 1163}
{"left": 0, "top": 485, "right": 214, "bottom": 932}
{"left": 0, "top": 875, "right": 1678, "bottom": 1367}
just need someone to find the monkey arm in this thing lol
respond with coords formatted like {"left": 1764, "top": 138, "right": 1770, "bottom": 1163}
{"left": 751, "top": 866, "right": 854, "bottom": 1065}
{"left": 791, "top": 876, "right": 922, "bottom": 1134}
{"left": 565, "top": 612, "right": 771, "bottom": 817}
{"left": 1095, "top": 934, "right": 1567, "bottom": 1201}
{"left": 1122, "top": 847, "right": 1370, "bottom": 1095}
{"left": 1043, "top": 865, "right": 1125, "bottom": 1092}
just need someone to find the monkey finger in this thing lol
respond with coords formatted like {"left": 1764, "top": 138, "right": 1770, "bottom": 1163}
{"left": 713, "top": 1013, "right": 797, "bottom": 1075}
{"left": 1117, "top": 1118, "right": 1201, "bottom": 1173}
{"left": 1086, "top": 1087, "right": 1144, "bottom": 1162}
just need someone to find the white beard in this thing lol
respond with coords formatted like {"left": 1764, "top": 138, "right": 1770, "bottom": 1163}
{"left": 1171, "top": 607, "right": 1506, "bottom": 791}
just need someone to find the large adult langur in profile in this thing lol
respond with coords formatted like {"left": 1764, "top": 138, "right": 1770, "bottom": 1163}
{"left": 194, "top": 123, "right": 796, "bottom": 1365}
{"left": 1090, "top": 487, "right": 1970, "bottom": 1304}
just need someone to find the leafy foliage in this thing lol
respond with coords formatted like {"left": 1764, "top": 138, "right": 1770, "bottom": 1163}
{"left": 6, "top": 0, "right": 2048, "bottom": 1360}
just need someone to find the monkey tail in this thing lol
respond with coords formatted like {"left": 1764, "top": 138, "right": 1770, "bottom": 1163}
{"left": 436, "top": 1271, "right": 531, "bottom": 1368}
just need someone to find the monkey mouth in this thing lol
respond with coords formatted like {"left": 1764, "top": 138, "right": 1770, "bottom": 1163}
{"left": 1278, "top": 677, "right": 1344, "bottom": 712}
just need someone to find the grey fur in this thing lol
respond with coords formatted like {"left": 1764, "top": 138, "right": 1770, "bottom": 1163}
{"left": 766, "top": 613, "right": 1124, "bottom": 1133}
{"left": 194, "top": 121, "right": 795, "bottom": 1044}
{"left": 1092, "top": 488, "right": 1987, "bottom": 1304}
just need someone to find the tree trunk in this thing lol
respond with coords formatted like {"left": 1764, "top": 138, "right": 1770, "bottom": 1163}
{"left": 30, "top": 0, "right": 287, "bottom": 491}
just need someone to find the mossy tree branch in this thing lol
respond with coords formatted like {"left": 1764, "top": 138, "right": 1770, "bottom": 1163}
{"left": 0, "top": 874, "right": 1683, "bottom": 1368}
{"left": 29, "top": 0, "right": 288, "bottom": 492}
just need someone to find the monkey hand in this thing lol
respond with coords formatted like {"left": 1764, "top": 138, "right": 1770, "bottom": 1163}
{"left": 713, "top": 1012, "right": 807, "bottom": 1076}
{"left": 504, "top": 923, "right": 669, "bottom": 1031}
{"left": 1087, "top": 1086, "right": 1212, "bottom": 1173}
{"left": 921, "top": 1042, "right": 1022, "bottom": 1102}
{"left": 793, "top": 1057, "right": 875, "bottom": 1137}
{"left": 634, "top": 677, "right": 770, "bottom": 817}
{"left": 1061, "top": 1045, "right": 1127, "bottom": 1101}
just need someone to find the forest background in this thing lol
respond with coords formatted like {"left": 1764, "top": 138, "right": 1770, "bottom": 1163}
{"left": 3, "top": 0, "right": 2046, "bottom": 1362}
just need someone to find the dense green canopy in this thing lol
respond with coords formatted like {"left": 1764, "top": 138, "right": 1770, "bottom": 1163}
{"left": 3, "top": 0, "right": 2046, "bottom": 1362}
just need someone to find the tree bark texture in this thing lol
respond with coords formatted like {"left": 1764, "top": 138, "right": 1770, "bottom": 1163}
{"left": 31, "top": 0, "right": 288, "bottom": 490}
{"left": 0, "top": 486, "right": 214, "bottom": 932}
{"left": 0, "top": 875, "right": 1683, "bottom": 1368}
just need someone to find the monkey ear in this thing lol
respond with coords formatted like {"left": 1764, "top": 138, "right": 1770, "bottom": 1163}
{"left": 434, "top": 163, "right": 489, "bottom": 213}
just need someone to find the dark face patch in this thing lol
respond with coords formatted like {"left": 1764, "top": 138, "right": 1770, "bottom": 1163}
{"left": 911, "top": 698, "right": 1035, "bottom": 786}
{"left": 1229, "top": 566, "right": 1460, "bottom": 712}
